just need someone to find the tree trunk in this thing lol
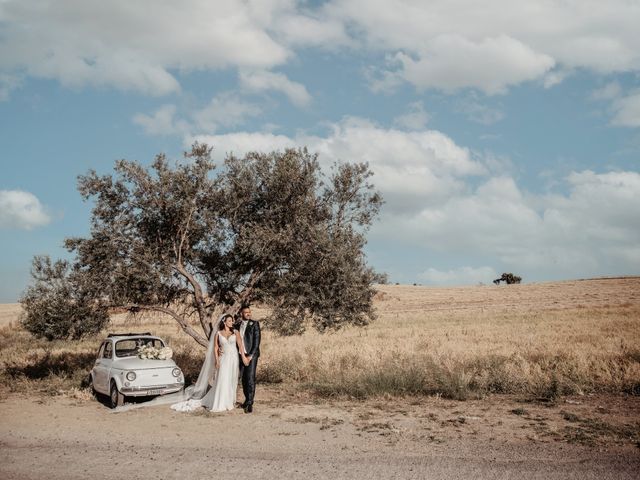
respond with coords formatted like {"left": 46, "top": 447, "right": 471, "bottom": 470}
{"left": 174, "top": 262, "right": 211, "bottom": 336}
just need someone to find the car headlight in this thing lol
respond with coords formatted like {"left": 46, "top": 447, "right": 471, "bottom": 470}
{"left": 172, "top": 367, "right": 182, "bottom": 377}
{"left": 126, "top": 371, "right": 137, "bottom": 381}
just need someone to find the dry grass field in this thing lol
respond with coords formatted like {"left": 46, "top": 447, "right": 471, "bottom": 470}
{"left": 1, "top": 277, "right": 639, "bottom": 401}
{"left": 259, "top": 277, "right": 640, "bottom": 399}
{"left": 1, "top": 278, "right": 639, "bottom": 479}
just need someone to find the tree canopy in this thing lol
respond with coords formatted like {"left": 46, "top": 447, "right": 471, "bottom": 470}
{"left": 21, "top": 144, "right": 384, "bottom": 346}
{"left": 20, "top": 255, "right": 109, "bottom": 340}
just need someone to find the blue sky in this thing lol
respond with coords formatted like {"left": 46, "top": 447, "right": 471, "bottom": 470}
{"left": 1, "top": 0, "right": 640, "bottom": 302}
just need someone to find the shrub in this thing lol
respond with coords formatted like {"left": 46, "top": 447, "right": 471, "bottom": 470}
{"left": 20, "top": 256, "right": 109, "bottom": 340}
{"left": 493, "top": 273, "right": 522, "bottom": 285}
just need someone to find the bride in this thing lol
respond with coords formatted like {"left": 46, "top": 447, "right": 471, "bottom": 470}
{"left": 171, "top": 314, "right": 248, "bottom": 413}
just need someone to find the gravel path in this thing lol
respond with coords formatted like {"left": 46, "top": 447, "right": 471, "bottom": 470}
{"left": 1, "top": 393, "right": 638, "bottom": 480}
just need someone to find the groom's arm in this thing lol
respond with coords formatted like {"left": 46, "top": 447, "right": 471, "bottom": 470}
{"left": 247, "top": 322, "right": 261, "bottom": 358}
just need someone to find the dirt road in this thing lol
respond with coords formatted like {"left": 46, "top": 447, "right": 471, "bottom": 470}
{"left": 1, "top": 390, "right": 638, "bottom": 480}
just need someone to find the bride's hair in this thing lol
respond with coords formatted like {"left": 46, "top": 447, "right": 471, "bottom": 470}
{"left": 218, "top": 314, "right": 234, "bottom": 332}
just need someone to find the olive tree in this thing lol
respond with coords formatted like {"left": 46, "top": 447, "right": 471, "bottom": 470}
{"left": 20, "top": 256, "right": 109, "bottom": 340}
{"left": 22, "top": 144, "right": 383, "bottom": 346}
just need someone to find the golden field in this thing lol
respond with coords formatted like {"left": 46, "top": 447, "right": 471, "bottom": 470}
{"left": 1, "top": 277, "right": 639, "bottom": 400}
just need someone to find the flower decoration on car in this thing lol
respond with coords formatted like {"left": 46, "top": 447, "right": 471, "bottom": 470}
{"left": 137, "top": 345, "right": 173, "bottom": 360}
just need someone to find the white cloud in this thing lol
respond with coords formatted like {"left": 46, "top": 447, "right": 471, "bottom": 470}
{"left": 133, "top": 105, "right": 187, "bottom": 136}
{"left": 0, "top": 73, "right": 21, "bottom": 101}
{"left": 192, "top": 117, "right": 485, "bottom": 214}
{"left": 455, "top": 96, "right": 505, "bottom": 125}
{"left": 395, "top": 35, "right": 554, "bottom": 95}
{"left": 134, "top": 93, "right": 261, "bottom": 136}
{"left": 378, "top": 170, "right": 640, "bottom": 278}
{"left": 273, "top": 10, "right": 351, "bottom": 48}
{"left": 3, "top": 0, "right": 639, "bottom": 98}
{"left": 393, "top": 101, "right": 429, "bottom": 130}
{"left": 611, "top": 92, "right": 640, "bottom": 127}
{"left": 553, "top": 33, "right": 637, "bottom": 73}
{"left": 303, "top": 119, "right": 486, "bottom": 213}
{"left": 192, "top": 120, "right": 640, "bottom": 279}
{"left": 0, "top": 190, "right": 51, "bottom": 230}
{"left": 364, "top": 63, "right": 404, "bottom": 94}
{"left": 384, "top": 176, "right": 541, "bottom": 251}
{"left": 239, "top": 70, "right": 312, "bottom": 107}
{"left": 327, "top": 0, "right": 640, "bottom": 92}
{"left": 192, "top": 93, "right": 262, "bottom": 131}
{"left": 591, "top": 81, "right": 622, "bottom": 101}
{"left": 0, "top": 0, "right": 291, "bottom": 95}
{"left": 546, "top": 170, "right": 640, "bottom": 241}
{"left": 543, "top": 69, "right": 571, "bottom": 89}
{"left": 590, "top": 84, "right": 640, "bottom": 128}
{"left": 419, "top": 266, "right": 498, "bottom": 286}
{"left": 188, "top": 131, "right": 296, "bottom": 160}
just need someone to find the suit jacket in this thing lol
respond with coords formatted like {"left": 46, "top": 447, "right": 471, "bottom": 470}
{"left": 242, "top": 320, "right": 261, "bottom": 358}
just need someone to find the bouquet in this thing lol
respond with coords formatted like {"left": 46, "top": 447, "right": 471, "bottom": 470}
{"left": 137, "top": 345, "right": 173, "bottom": 360}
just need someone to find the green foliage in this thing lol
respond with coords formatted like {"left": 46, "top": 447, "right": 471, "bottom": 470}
{"left": 493, "top": 273, "right": 522, "bottom": 285}
{"left": 20, "top": 256, "right": 109, "bottom": 340}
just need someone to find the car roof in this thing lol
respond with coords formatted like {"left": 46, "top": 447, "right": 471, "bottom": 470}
{"left": 105, "top": 333, "right": 164, "bottom": 341}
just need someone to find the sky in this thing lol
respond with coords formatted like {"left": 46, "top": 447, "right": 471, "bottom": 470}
{"left": 1, "top": 0, "right": 640, "bottom": 302}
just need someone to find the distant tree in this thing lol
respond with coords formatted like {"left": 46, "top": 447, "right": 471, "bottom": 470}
{"left": 493, "top": 273, "right": 522, "bottom": 285}
{"left": 20, "top": 256, "right": 109, "bottom": 340}
{"left": 22, "top": 144, "right": 383, "bottom": 345}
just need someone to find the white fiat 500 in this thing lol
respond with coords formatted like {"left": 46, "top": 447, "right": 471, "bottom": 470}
{"left": 89, "top": 332, "right": 184, "bottom": 408}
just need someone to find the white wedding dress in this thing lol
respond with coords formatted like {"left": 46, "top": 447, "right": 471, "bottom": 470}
{"left": 171, "top": 332, "right": 239, "bottom": 413}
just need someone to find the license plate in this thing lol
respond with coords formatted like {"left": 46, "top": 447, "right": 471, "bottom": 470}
{"left": 147, "top": 389, "right": 163, "bottom": 395}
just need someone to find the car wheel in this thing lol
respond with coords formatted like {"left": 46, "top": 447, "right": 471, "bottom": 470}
{"left": 88, "top": 373, "right": 97, "bottom": 397}
{"left": 109, "top": 380, "right": 125, "bottom": 408}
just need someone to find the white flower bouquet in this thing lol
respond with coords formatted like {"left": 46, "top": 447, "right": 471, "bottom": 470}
{"left": 137, "top": 345, "right": 173, "bottom": 360}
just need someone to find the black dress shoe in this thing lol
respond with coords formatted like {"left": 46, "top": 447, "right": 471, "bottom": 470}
{"left": 245, "top": 404, "right": 253, "bottom": 413}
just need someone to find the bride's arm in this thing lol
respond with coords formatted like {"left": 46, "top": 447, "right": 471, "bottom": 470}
{"left": 214, "top": 332, "right": 221, "bottom": 369}
{"left": 235, "top": 331, "right": 249, "bottom": 366}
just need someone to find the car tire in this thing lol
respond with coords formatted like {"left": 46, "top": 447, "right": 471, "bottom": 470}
{"left": 109, "top": 380, "right": 125, "bottom": 409}
{"left": 88, "top": 373, "right": 97, "bottom": 397}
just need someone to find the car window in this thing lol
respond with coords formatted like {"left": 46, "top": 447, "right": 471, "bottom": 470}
{"left": 103, "top": 342, "right": 113, "bottom": 359}
{"left": 97, "top": 342, "right": 105, "bottom": 358}
{"left": 115, "top": 338, "right": 164, "bottom": 357}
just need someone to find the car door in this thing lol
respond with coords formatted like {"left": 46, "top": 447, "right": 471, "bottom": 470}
{"left": 93, "top": 341, "right": 113, "bottom": 393}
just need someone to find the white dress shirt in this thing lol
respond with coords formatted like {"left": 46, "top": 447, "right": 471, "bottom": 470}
{"left": 240, "top": 320, "right": 248, "bottom": 354}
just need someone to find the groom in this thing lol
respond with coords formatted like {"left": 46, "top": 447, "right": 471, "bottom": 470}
{"left": 237, "top": 305, "right": 260, "bottom": 413}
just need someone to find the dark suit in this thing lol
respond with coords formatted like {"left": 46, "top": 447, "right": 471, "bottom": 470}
{"left": 239, "top": 320, "right": 260, "bottom": 407}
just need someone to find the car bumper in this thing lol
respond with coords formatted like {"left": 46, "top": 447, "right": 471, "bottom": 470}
{"left": 120, "top": 383, "right": 184, "bottom": 396}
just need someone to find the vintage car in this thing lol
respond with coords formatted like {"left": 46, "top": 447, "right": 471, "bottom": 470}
{"left": 89, "top": 332, "right": 184, "bottom": 408}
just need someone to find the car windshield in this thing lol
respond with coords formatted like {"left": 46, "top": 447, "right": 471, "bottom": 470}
{"left": 115, "top": 338, "right": 165, "bottom": 357}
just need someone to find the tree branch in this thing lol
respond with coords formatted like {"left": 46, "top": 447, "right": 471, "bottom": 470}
{"left": 232, "top": 269, "right": 263, "bottom": 311}
{"left": 177, "top": 198, "right": 197, "bottom": 265}
{"left": 125, "top": 304, "right": 208, "bottom": 348}
{"left": 174, "top": 261, "right": 209, "bottom": 334}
